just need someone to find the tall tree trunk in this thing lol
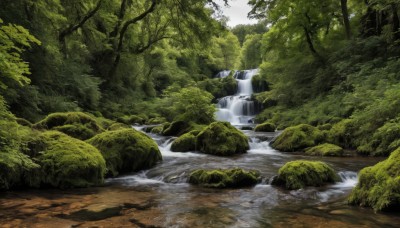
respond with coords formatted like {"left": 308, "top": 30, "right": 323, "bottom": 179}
{"left": 340, "top": 0, "right": 352, "bottom": 39}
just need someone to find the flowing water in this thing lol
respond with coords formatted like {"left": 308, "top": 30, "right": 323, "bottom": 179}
{"left": 1, "top": 70, "right": 400, "bottom": 227}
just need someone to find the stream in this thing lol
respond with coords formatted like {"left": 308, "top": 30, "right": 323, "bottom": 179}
{"left": 1, "top": 129, "right": 400, "bottom": 227}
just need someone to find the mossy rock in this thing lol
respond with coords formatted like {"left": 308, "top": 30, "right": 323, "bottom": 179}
{"left": 15, "top": 118, "right": 33, "bottom": 127}
{"left": 53, "top": 124, "right": 96, "bottom": 140}
{"left": 0, "top": 149, "right": 40, "bottom": 190}
{"left": 305, "top": 143, "right": 344, "bottom": 157}
{"left": 271, "top": 160, "right": 339, "bottom": 190}
{"left": 150, "top": 125, "right": 164, "bottom": 134}
{"left": 196, "top": 122, "right": 249, "bottom": 156}
{"left": 188, "top": 168, "right": 261, "bottom": 188}
{"left": 170, "top": 131, "right": 199, "bottom": 152}
{"left": 254, "top": 122, "right": 276, "bottom": 132}
{"left": 118, "top": 115, "right": 147, "bottom": 125}
{"left": 318, "top": 123, "right": 332, "bottom": 131}
{"left": 34, "top": 112, "right": 103, "bottom": 140}
{"left": 31, "top": 131, "right": 106, "bottom": 188}
{"left": 328, "top": 119, "right": 357, "bottom": 149}
{"left": 147, "top": 117, "right": 167, "bottom": 125}
{"left": 87, "top": 129, "right": 162, "bottom": 177}
{"left": 162, "top": 121, "right": 190, "bottom": 136}
{"left": 271, "top": 124, "right": 324, "bottom": 152}
{"left": 348, "top": 147, "right": 400, "bottom": 211}
{"left": 107, "top": 122, "right": 131, "bottom": 131}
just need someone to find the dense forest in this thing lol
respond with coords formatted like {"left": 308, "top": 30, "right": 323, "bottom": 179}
{"left": 1, "top": 0, "right": 400, "bottom": 226}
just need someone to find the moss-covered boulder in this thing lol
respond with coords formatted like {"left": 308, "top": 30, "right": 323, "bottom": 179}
{"left": 328, "top": 119, "right": 357, "bottom": 149}
{"left": 170, "top": 131, "right": 200, "bottom": 152}
{"left": 30, "top": 131, "right": 106, "bottom": 188}
{"left": 117, "top": 115, "right": 147, "bottom": 125}
{"left": 196, "top": 122, "right": 249, "bottom": 156}
{"left": 147, "top": 117, "right": 167, "bottom": 125}
{"left": 34, "top": 112, "right": 103, "bottom": 140}
{"left": 348, "top": 148, "right": 400, "bottom": 211}
{"left": 188, "top": 168, "right": 261, "bottom": 188}
{"left": 150, "top": 125, "right": 164, "bottom": 134}
{"left": 271, "top": 124, "right": 323, "bottom": 152}
{"left": 87, "top": 129, "right": 162, "bottom": 177}
{"left": 0, "top": 149, "right": 40, "bottom": 190}
{"left": 107, "top": 122, "right": 131, "bottom": 131}
{"left": 162, "top": 120, "right": 190, "bottom": 136}
{"left": 254, "top": 122, "right": 276, "bottom": 132}
{"left": 305, "top": 143, "right": 344, "bottom": 157}
{"left": 271, "top": 160, "right": 339, "bottom": 190}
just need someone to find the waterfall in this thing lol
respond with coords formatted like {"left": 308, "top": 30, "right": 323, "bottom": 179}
{"left": 215, "top": 69, "right": 259, "bottom": 125}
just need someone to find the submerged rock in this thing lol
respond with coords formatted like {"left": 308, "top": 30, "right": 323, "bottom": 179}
{"left": 271, "top": 160, "right": 339, "bottom": 190}
{"left": 188, "top": 168, "right": 261, "bottom": 188}
{"left": 271, "top": 124, "right": 323, "bottom": 152}
{"left": 305, "top": 143, "right": 344, "bottom": 157}
{"left": 196, "top": 122, "right": 249, "bottom": 156}
{"left": 348, "top": 147, "right": 400, "bottom": 211}
{"left": 254, "top": 122, "right": 276, "bottom": 132}
{"left": 87, "top": 128, "right": 162, "bottom": 177}
{"left": 30, "top": 131, "right": 106, "bottom": 188}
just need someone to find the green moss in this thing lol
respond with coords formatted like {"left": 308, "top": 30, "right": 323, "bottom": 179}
{"left": 150, "top": 125, "right": 164, "bottom": 134}
{"left": 251, "top": 74, "right": 269, "bottom": 93}
{"left": 117, "top": 115, "right": 146, "bottom": 125}
{"left": 271, "top": 124, "right": 324, "bottom": 152}
{"left": 53, "top": 124, "right": 96, "bottom": 140}
{"left": 328, "top": 119, "right": 357, "bottom": 149}
{"left": 196, "top": 122, "right": 249, "bottom": 156}
{"left": 107, "top": 122, "right": 131, "bottom": 131}
{"left": 305, "top": 143, "right": 344, "bottom": 156}
{"left": 31, "top": 131, "right": 106, "bottom": 188}
{"left": 254, "top": 122, "right": 276, "bottom": 132}
{"left": 0, "top": 149, "right": 40, "bottom": 190}
{"left": 357, "top": 120, "right": 400, "bottom": 156}
{"left": 147, "top": 117, "right": 167, "bottom": 125}
{"left": 33, "top": 112, "right": 103, "bottom": 139}
{"left": 87, "top": 129, "right": 162, "bottom": 177}
{"left": 162, "top": 121, "right": 190, "bottom": 136}
{"left": 318, "top": 123, "right": 332, "bottom": 131}
{"left": 15, "top": 118, "right": 33, "bottom": 127}
{"left": 271, "top": 160, "right": 339, "bottom": 190}
{"left": 188, "top": 168, "right": 261, "bottom": 188}
{"left": 348, "top": 147, "right": 400, "bottom": 211}
{"left": 171, "top": 131, "right": 199, "bottom": 152}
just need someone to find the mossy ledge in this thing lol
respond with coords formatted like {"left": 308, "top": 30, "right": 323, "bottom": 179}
{"left": 271, "top": 124, "right": 323, "bottom": 152}
{"left": 348, "top": 147, "right": 400, "bottom": 212}
{"left": 87, "top": 128, "right": 162, "bottom": 177}
{"left": 196, "top": 122, "right": 249, "bottom": 156}
{"left": 254, "top": 122, "right": 276, "bottom": 132}
{"left": 33, "top": 112, "right": 103, "bottom": 140}
{"left": 188, "top": 168, "right": 261, "bottom": 188}
{"left": 271, "top": 160, "right": 339, "bottom": 190}
{"left": 305, "top": 143, "right": 344, "bottom": 157}
{"left": 31, "top": 131, "right": 106, "bottom": 188}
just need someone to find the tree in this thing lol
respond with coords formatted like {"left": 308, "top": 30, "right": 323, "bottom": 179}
{"left": 239, "top": 34, "right": 263, "bottom": 69}
{"left": 208, "top": 31, "right": 241, "bottom": 70}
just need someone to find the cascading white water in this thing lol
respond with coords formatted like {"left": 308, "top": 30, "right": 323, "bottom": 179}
{"left": 215, "top": 69, "right": 258, "bottom": 125}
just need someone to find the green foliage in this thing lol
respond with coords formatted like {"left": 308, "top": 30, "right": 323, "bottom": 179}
{"left": 196, "top": 122, "right": 249, "bottom": 156}
{"left": 272, "top": 160, "right": 339, "bottom": 190}
{"left": 0, "top": 18, "right": 40, "bottom": 89}
{"left": 161, "top": 87, "right": 215, "bottom": 124}
{"left": 87, "top": 128, "right": 162, "bottom": 177}
{"left": 170, "top": 131, "right": 198, "bottom": 152}
{"left": 197, "top": 75, "right": 237, "bottom": 100}
{"left": 272, "top": 124, "right": 324, "bottom": 152}
{"left": 305, "top": 143, "right": 344, "bottom": 157}
{"left": 31, "top": 131, "right": 106, "bottom": 188}
{"left": 207, "top": 31, "right": 241, "bottom": 70}
{"left": 254, "top": 122, "right": 276, "bottom": 132}
{"left": 188, "top": 168, "right": 261, "bottom": 188}
{"left": 239, "top": 34, "right": 263, "bottom": 69}
{"left": 348, "top": 147, "right": 400, "bottom": 211}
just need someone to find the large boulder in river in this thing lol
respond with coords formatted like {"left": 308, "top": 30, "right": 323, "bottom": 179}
{"left": 305, "top": 143, "right": 344, "bottom": 157}
{"left": 162, "top": 121, "right": 190, "bottom": 136}
{"left": 188, "top": 168, "right": 261, "bottom": 188}
{"left": 87, "top": 128, "right": 162, "bottom": 177}
{"left": 170, "top": 131, "right": 200, "bottom": 152}
{"left": 271, "top": 160, "right": 339, "bottom": 190}
{"left": 196, "top": 122, "right": 249, "bottom": 156}
{"left": 271, "top": 124, "right": 324, "bottom": 152}
{"left": 254, "top": 122, "right": 276, "bottom": 132}
{"left": 28, "top": 131, "right": 106, "bottom": 188}
{"left": 348, "top": 147, "right": 400, "bottom": 211}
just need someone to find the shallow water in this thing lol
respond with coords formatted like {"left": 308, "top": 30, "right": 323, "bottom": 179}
{"left": 1, "top": 127, "right": 400, "bottom": 227}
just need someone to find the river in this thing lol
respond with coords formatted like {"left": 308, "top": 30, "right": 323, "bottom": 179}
{"left": 1, "top": 128, "right": 400, "bottom": 227}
